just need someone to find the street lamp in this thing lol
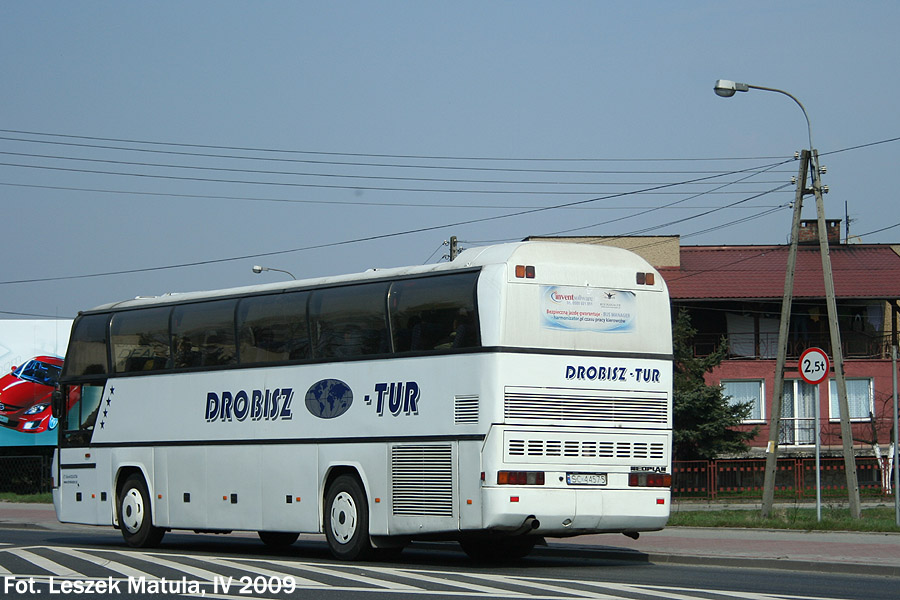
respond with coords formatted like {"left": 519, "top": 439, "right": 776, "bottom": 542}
{"left": 713, "top": 79, "right": 861, "bottom": 520}
{"left": 713, "top": 80, "right": 813, "bottom": 152}
{"left": 251, "top": 265, "right": 296, "bottom": 280}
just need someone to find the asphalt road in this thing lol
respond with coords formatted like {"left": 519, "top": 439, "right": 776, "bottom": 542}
{"left": 1, "top": 527, "right": 898, "bottom": 600}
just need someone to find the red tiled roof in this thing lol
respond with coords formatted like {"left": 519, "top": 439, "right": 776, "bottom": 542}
{"left": 659, "top": 245, "right": 900, "bottom": 300}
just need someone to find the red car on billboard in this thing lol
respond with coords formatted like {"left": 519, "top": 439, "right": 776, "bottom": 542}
{"left": 0, "top": 355, "right": 64, "bottom": 433}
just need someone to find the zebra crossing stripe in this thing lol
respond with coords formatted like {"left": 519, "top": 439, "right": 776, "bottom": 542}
{"left": 50, "top": 547, "right": 156, "bottom": 580}
{"left": 266, "top": 560, "right": 422, "bottom": 591}
{"left": 209, "top": 557, "right": 328, "bottom": 588}
{"left": 369, "top": 566, "right": 530, "bottom": 596}
{"left": 120, "top": 552, "right": 230, "bottom": 582}
{"left": 5, "top": 549, "right": 82, "bottom": 577}
{"left": 465, "top": 572, "right": 622, "bottom": 600}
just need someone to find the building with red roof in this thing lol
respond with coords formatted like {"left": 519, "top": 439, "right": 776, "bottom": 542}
{"left": 529, "top": 226, "right": 900, "bottom": 458}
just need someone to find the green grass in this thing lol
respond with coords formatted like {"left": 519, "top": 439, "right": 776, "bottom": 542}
{"left": 0, "top": 492, "right": 52, "bottom": 503}
{"left": 669, "top": 506, "right": 900, "bottom": 532}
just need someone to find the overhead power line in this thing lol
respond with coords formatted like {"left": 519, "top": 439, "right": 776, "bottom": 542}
{"left": 0, "top": 158, "right": 792, "bottom": 196}
{"left": 0, "top": 128, "right": 793, "bottom": 163}
{"left": 0, "top": 163, "right": 792, "bottom": 286}
{"left": 0, "top": 149, "right": 791, "bottom": 188}
{"left": 0, "top": 134, "right": 792, "bottom": 176}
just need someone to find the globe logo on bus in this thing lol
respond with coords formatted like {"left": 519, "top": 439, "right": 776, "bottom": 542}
{"left": 305, "top": 379, "right": 353, "bottom": 419}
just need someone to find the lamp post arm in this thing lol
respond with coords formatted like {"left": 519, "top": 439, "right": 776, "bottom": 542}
{"left": 744, "top": 84, "right": 814, "bottom": 152}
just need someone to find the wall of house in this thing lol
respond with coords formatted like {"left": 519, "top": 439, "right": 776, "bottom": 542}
{"left": 706, "top": 358, "right": 898, "bottom": 456}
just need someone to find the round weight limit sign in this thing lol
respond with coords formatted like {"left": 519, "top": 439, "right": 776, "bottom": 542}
{"left": 799, "top": 347, "right": 830, "bottom": 385}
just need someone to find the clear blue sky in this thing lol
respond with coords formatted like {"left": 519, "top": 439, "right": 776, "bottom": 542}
{"left": 1, "top": 2, "right": 897, "bottom": 319}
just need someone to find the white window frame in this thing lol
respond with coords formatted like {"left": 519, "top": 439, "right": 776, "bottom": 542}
{"left": 780, "top": 379, "right": 818, "bottom": 446}
{"left": 828, "top": 378, "right": 874, "bottom": 422}
{"left": 721, "top": 379, "right": 766, "bottom": 423}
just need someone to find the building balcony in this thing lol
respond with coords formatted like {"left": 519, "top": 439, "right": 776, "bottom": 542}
{"left": 691, "top": 331, "right": 896, "bottom": 361}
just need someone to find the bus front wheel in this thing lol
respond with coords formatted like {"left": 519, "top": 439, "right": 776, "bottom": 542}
{"left": 118, "top": 474, "right": 165, "bottom": 548}
{"left": 324, "top": 474, "right": 373, "bottom": 561}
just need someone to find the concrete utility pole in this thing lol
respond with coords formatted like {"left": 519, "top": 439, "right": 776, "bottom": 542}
{"left": 810, "top": 147, "right": 861, "bottom": 519}
{"left": 761, "top": 152, "right": 808, "bottom": 517}
{"left": 714, "top": 80, "right": 861, "bottom": 519}
{"left": 449, "top": 236, "right": 459, "bottom": 261}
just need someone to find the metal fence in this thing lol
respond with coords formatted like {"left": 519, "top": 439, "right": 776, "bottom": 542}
{"left": 0, "top": 455, "right": 52, "bottom": 495}
{"left": 673, "top": 456, "right": 892, "bottom": 500}
{"left": 0, "top": 453, "right": 892, "bottom": 500}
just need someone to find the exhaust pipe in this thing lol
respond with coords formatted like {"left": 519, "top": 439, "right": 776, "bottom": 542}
{"left": 511, "top": 516, "right": 540, "bottom": 535}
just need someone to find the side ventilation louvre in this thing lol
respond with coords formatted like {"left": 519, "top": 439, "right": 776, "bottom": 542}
{"left": 391, "top": 445, "right": 454, "bottom": 517}
{"left": 454, "top": 395, "right": 479, "bottom": 424}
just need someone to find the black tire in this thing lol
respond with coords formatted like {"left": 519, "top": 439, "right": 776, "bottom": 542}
{"left": 118, "top": 474, "right": 165, "bottom": 548}
{"left": 258, "top": 531, "right": 300, "bottom": 547}
{"left": 324, "top": 474, "right": 373, "bottom": 561}
{"left": 459, "top": 536, "right": 537, "bottom": 562}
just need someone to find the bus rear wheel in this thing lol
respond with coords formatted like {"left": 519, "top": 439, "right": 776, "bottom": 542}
{"left": 324, "top": 474, "right": 373, "bottom": 561}
{"left": 118, "top": 474, "right": 165, "bottom": 548}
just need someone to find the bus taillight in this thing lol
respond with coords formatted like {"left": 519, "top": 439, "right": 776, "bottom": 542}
{"left": 514, "top": 265, "right": 536, "bottom": 279}
{"left": 636, "top": 272, "right": 655, "bottom": 285}
{"left": 497, "top": 471, "right": 545, "bottom": 485}
{"left": 628, "top": 472, "right": 671, "bottom": 487}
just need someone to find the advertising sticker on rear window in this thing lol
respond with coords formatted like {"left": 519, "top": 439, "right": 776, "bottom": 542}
{"left": 541, "top": 286, "right": 636, "bottom": 332}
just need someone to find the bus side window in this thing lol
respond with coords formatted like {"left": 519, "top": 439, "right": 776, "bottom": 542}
{"left": 110, "top": 306, "right": 172, "bottom": 373}
{"left": 390, "top": 272, "right": 480, "bottom": 353}
{"left": 310, "top": 283, "right": 389, "bottom": 360}
{"left": 171, "top": 299, "right": 237, "bottom": 369}
{"left": 237, "top": 292, "right": 310, "bottom": 365}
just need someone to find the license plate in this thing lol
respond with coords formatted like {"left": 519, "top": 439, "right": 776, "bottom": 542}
{"left": 566, "top": 472, "right": 607, "bottom": 486}
{"left": 0, "top": 415, "right": 8, "bottom": 424}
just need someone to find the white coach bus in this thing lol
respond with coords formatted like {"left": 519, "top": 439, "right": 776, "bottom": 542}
{"left": 52, "top": 241, "right": 672, "bottom": 561}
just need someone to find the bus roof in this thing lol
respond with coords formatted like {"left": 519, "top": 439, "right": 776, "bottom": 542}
{"left": 84, "top": 241, "right": 658, "bottom": 314}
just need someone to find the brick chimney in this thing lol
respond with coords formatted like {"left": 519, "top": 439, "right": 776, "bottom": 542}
{"left": 798, "top": 219, "right": 841, "bottom": 244}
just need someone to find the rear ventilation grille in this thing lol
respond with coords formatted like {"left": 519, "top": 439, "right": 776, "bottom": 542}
{"left": 505, "top": 386, "right": 668, "bottom": 424}
{"left": 391, "top": 445, "right": 454, "bottom": 517}
{"left": 506, "top": 434, "right": 666, "bottom": 464}
{"left": 454, "top": 395, "right": 479, "bottom": 424}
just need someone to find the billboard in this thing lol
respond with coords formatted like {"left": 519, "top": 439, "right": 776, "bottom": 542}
{"left": 0, "top": 320, "right": 73, "bottom": 447}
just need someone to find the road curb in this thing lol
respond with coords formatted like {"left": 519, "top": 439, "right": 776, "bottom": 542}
{"left": 539, "top": 542, "right": 900, "bottom": 577}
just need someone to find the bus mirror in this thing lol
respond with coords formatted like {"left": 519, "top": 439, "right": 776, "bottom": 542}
{"left": 51, "top": 389, "right": 63, "bottom": 418}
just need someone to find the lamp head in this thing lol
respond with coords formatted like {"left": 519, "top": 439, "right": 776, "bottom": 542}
{"left": 714, "top": 79, "right": 750, "bottom": 98}
{"left": 252, "top": 265, "right": 264, "bottom": 274}
{"left": 714, "top": 79, "right": 737, "bottom": 97}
